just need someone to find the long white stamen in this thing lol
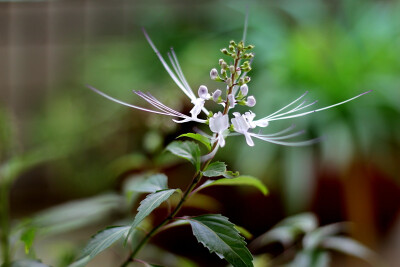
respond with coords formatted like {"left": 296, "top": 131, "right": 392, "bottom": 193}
{"left": 142, "top": 29, "right": 195, "bottom": 101}
{"left": 252, "top": 135, "right": 322, "bottom": 146}
{"left": 269, "top": 90, "right": 372, "bottom": 121}
{"left": 253, "top": 124, "right": 297, "bottom": 137}
{"left": 87, "top": 85, "right": 172, "bottom": 116}
{"left": 134, "top": 91, "right": 184, "bottom": 117}
{"left": 170, "top": 48, "right": 196, "bottom": 99}
{"left": 263, "top": 91, "right": 309, "bottom": 120}
{"left": 270, "top": 100, "right": 319, "bottom": 119}
{"left": 260, "top": 130, "right": 305, "bottom": 140}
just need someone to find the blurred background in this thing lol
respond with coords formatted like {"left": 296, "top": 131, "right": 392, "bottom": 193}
{"left": 0, "top": 0, "right": 399, "bottom": 266}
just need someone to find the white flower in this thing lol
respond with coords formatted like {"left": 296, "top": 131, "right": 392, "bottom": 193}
{"left": 231, "top": 112, "right": 254, "bottom": 146}
{"left": 228, "top": 94, "right": 236, "bottom": 108}
{"left": 198, "top": 85, "right": 211, "bottom": 100}
{"left": 209, "top": 112, "right": 229, "bottom": 147}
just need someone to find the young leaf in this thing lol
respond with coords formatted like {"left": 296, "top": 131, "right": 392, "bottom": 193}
{"left": 187, "top": 214, "right": 253, "bottom": 267}
{"left": 197, "top": 176, "right": 268, "bottom": 195}
{"left": 178, "top": 133, "right": 211, "bottom": 151}
{"left": 124, "top": 173, "right": 168, "bottom": 194}
{"left": 166, "top": 141, "right": 201, "bottom": 171}
{"left": 70, "top": 226, "right": 130, "bottom": 267}
{"left": 202, "top": 162, "right": 227, "bottom": 177}
{"left": 127, "top": 189, "right": 176, "bottom": 238}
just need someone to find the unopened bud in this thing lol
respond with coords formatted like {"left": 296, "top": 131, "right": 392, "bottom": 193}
{"left": 226, "top": 78, "right": 232, "bottom": 86}
{"left": 229, "top": 45, "right": 235, "bottom": 52}
{"left": 221, "top": 48, "right": 229, "bottom": 55}
{"left": 240, "top": 84, "right": 248, "bottom": 96}
{"left": 246, "top": 96, "right": 256, "bottom": 107}
{"left": 219, "top": 59, "right": 224, "bottom": 65}
{"left": 221, "top": 62, "right": 228, "bottom": 69}
{"left": 244, "top": 76, "right": 251, "bottom": 83}
{"left": 230, "top": 40, "right": 237, "bottom": 46}
{"left": 239, "top": 78, "right": 245, "bottom": 85}
{"left": 238, "top": 41, "right": 244, "bottom": 50}
{"left": 229, "top": 65, "right": 235, "bottom": 73}
{"left": 212, "top": 89, "right": 222, "bottom": 102}
{"left": 228, "top": 94, "right": 236, "bottom": 108}
{"left": 198, "top": 85, "right": 210, "bottom": 100}
{"left": 210, "top": 68, "right": 218, "bottom": 80}
{"left": 245, "top": 45, "right": 255, "bottom": 50}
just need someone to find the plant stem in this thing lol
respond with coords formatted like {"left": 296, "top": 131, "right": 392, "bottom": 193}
{"left": 120, "top": 160, "right": 211, "bottom": 267}
{"left": 0, "top": 180, "right": 11, "bottom": 267}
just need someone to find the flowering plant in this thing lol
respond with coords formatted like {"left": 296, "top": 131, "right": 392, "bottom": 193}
{"left": 76, "top": 24, "right": 371, "bottom": 267}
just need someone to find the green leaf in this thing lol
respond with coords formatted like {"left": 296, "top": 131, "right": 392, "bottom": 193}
{"left": 10, "top": 260, "right": 50, "bottom": 267}
{"left": 70, "top": 226, "right": 130, "bottom": 267}
{"left": 124, "top": 173, "right": 168, "bottom": 194}
{"left": 187, "top": 214, "right": 253, "bottom": 267}
{"left": 127, "top": 189, "right": 176, "bottom": 238}
{"left": 178, "top": 133, "right": 212, "bottom": 151}
{"left": 166, "top": 141, "right": 201, "bottom": 171}
{"left": 234, "top": 225, "right": 253, "bottom": 240}
{"left": 20, "top": 227, "right": 36, "bottom": 254}
{"left": 202, "top": 162, "right": 227, "bottom": 177}
{"left": 197, "top": 176, "right": 268, "bottom": 195}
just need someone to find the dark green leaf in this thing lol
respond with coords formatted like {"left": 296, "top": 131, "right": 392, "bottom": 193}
{"left": 178, "top": 133, "right": 212, "bottom": 151}
{"left": 197, "top": 176, "right": 268, "bottom": 195}
{"left": 20, "top": 227, "right": 36, "bottom": 254}
{"left": 187, "top": 214, "right": 253, "bottom": 267}
{"left": 127, "top": 189, "right": 176, "bottom": 238}
{"left": 166, "top": 141, "right": 201, "bottom": 171}
{"left": 70, "top": 226, "right": 130, "bottom": 267}
{"left": 202, "top": 162, "right": 227, "bottom": 177}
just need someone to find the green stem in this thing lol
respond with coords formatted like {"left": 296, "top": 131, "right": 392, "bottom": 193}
{"left": 0, "top": 180, "right": 11, "bottom": 266}
{"left": 120, "top": 160, "right": 211, "bottom": 267}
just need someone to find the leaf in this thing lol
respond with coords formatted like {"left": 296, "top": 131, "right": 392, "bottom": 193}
{"left": 127, "top": 189, "right": 176, "bottom": 238}
{"left": 197, "top": 176, "right": 268, "bottom": 196}
{"left": 187, "top": 214, "right": 253, "bottom": 267}
{"left": 303, "top": 222, "right": 348, "bottom": 250}
{"left": 166, "top": 141, "right": 201, "bottom": 171}
{"left": 234, "top": 225, "right": 253, "bottom": 240}
{"left": 178, "top": 133, "right": 211, "bottom": 151}
{"left": 20, "top": 227, "right": 36, "bottom": 254}
{"left": 202, "top": 162, "right": 227, "bottom": 177}
{"left": 70, "top": 226, "right": 130, "bottom": 267}
{"left": 10, "top": 260, "right": 50, "bottom": 267}
{"left": 31, "top": 193, "right": 124, "bottom": 235}
{"left": 322, "top": 236, "right": 377, "bottom": 262}
{"left": 124, "top": 173, "right": 168, "bottom": 194}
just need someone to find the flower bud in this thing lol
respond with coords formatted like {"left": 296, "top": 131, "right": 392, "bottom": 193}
{"left": 239, "top": 78, "right": 245, "bottom": 85}
{"left": 226, "top": 78, "right": 232, "bottom": 86}
{"left": 240, "top": 84, "right": 248, "bottom": 96}
{"left": 229, "top": 65, "right": 235, "bottom": 73}
{"left": 221, "top": 48, "right": 229, "bottom": 55}
{"left": 244, "top": 76, "right": 251, "bottom": 83}
{"left": 212, "top": 89, "right": 222, "bottom": 102}
{"left": 198, "top": 85, "right": 210, "bottom": 100}
{"left": 221, "top": 62, "right": 228, "bottom": 70}
{"left": 219, "top": 59, "right": 224, "bottom": 65}
{"left": 230, "top": 40, "right": 237, "bottom": 46}
{"left": 229, "top": 45, "right": 235, "bottom": 52}
{"left": 210, "top": 68, "right": 218, "bottom": 80}
{"left": 245, "top": 44, "right": 255, "bottom": 50}
{"left": 228, "top": 94, "right": 236, "bottom": 108}
{"left": 246, "top": 96, "right": 256, "bottom": 107}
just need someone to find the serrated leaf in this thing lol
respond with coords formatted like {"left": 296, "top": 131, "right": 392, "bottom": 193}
{"left": 166, "top": 141, "right": 201, "bottom": 171}
{"left": 197, "top": 176, "right": 268, "bottom": 195}
{"left": 124, "top": 173, "right": 168, "bottom": 194}
{"left": 178, "top": 133, "right": 212, "bottom": 151}
{"left": 20, "top": 227, "right": 36, "bottom": 254}
{"left": 70, "top": 226, "right": 129, "bottom": 267}
{"left": 187, "top": 214, "right": 253, "bottom": 267}
{"left": 127, "top": 189, "right": 176, "bottom": 238}
{"left": 202, "top": 162, "right": 227, "bottom": 177}
{"left": 10, "top": 260, "right": 50, "bottom": 267}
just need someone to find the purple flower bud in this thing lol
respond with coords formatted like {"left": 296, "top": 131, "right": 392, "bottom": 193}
{"left": 246, "top": 96, "right": 256, "bottom": 107}
{"left": 212, "top": 89, "right": 222, "bottom": 102}
{"left": 210, "top": 68, "right": 218, "bottom": 80}
{"left": 198, "top": 85, "right": 210, "bottom": 100}
{"left": 240, "top": 84, "right": 248, "bottom": 96}
{"left": 228, "top": 94, "right": 236, "bottom": 108}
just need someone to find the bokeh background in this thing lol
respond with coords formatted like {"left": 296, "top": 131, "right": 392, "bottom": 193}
{"left": 1, "top": 0, "right": 399, "bottom": 266}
